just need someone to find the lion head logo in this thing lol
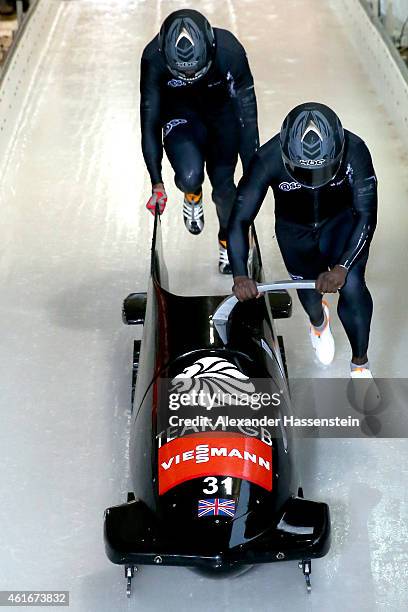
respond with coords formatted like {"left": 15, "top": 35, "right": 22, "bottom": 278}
{"left": 170, "top": 356, "right": 255, "bottom": 408}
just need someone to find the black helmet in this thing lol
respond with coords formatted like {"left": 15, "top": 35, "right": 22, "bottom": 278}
{"left": 159, "top": 9, "right": 215, "bottom": 82}
{"left": 280, "top": 102, "right": 345, "bottom": 188}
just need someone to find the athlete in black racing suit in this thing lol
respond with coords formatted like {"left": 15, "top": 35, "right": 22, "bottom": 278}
{"left": 140, "top": 9, "right": 259, "bottom": 273}
{"left": 227, "top": 103, "right": 377, "bottom": 375}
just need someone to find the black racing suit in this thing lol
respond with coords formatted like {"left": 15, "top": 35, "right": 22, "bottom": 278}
{"left": 227, "top": 130, "right": 378, "bottom": 358}
{"left": 140, "top": 28, "right": 259, "bottom": 240}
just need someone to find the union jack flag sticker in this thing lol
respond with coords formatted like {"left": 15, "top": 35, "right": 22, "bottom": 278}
{"left": 197, "top": 498, "right": 236, "bottom": 518}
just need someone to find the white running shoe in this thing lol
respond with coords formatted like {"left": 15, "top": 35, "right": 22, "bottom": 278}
{"left": 183, "top": 191, "right": 204, "bottom": 235}
{"left": 218, "top": 240, "right": 232, "bottom": 275}
{"left": 350, "top": 367, "right": 373, "bottom": 379}
{"left": 309, "top": 300, "right": 335, "bottom": 365}
{"left": 349, "top": 366, "right": 381, "bottom": 413}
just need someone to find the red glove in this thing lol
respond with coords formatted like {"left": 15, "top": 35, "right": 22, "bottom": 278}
{"left": 146, "top": 185, "right": 167, "bottom": 216}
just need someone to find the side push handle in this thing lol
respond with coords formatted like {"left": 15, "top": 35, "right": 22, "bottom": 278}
{"left": 212, "top": 280, "right": 316, "bottom": 345}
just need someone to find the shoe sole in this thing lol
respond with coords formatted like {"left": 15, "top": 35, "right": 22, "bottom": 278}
{"left": 185, "top": 222, "right": 203, "bottom": 235}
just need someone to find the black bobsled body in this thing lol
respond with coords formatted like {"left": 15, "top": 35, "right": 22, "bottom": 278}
{"left": 104, "top": 214, "right": 330, "bottom": 588}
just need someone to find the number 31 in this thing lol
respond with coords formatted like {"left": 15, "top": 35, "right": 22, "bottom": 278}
{"left": 203, "top": 476, "right": 233, "bottom": 495}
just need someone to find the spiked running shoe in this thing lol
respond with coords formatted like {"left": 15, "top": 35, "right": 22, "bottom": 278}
{"left": 183, "top": 191, "right": 204, "bottom": 234}
{"left": 309, "top": 300, "right": 335, "bottom": 365}
{"left": 218, "top": 240, "right": 232, "bottom": 275}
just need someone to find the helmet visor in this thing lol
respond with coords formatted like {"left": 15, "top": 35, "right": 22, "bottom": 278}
{"left": 167, "top": 60, "right": 212, "bottom": 82}
{"left": 283, "top": 154, "right": 343, "bottom": 189}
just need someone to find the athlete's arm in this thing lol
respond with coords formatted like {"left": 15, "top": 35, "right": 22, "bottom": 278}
{"left": 316, "top": 141, "right": 377, "bottom": 293}
{"left": 227, "top": 153, "right": 270, "bottom": 287}
{"left": 337, "top": 141, "right": 378, "bottom": 270}
{"left": 227, "top": 41, "right": 259, "bottom": 172}
{"left": 140, "top": 51, "right": 163, "bottom": 185}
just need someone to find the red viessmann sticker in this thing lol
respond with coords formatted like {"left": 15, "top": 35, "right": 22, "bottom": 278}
{"left": 158, "top": 434, "right": 272, "bottom": 495}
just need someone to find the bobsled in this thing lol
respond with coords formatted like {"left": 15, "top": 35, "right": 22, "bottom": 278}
{"left": 104, "top": 211, "right": 331, "bottom": 597}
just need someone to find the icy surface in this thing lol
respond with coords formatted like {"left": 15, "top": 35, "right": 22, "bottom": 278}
{"left": 0, "top": 1, "right": 407, "bottom": 610}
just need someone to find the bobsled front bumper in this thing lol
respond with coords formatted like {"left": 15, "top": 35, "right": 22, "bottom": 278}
{"left": 104, "top": 496, "right": 330, "bottom": 570}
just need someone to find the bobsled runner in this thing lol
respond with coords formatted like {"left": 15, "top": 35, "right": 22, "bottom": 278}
{"left": 104, "top": 211, "right": 331, "bottom": 597}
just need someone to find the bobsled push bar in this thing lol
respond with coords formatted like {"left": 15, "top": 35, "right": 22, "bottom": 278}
{"left": 212, "top": 280, "right": 316, "bottom": 344}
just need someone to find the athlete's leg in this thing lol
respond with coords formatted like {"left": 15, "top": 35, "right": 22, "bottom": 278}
{"left": 206, "top": 111, "right": 240, "bottom": 242}
{"left": 276, "top": 218, "right": 336, "bottom": 364}
{"left": 337, "top": 254, "right": 372, "bottom": 361}
{"left": 319, "top": 210, "right": 373, "bottom": 362}
{"left": 163, "top": 116, "right": 206, "bottom": 194}
{"left": 163, "top": 116, "right": 207, "bottom": 233}
{"left": 275, "top": 219, "right": 327, "bottom": 326}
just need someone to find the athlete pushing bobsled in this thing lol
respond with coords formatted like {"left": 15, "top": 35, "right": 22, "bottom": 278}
{"left": 227, "top": 102, "right": 378, "bottom": 378}
{"left": 140, "top": 8, "right": 259, "bottom": 274}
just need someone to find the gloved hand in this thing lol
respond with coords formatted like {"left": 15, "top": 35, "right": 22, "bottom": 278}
{"left": 232, "top": 276, "right": 260, "bottom": 302}
{"left": 316, "top": 265, "right": 347, "bottom": 293}
{"left": 146, "top": 183, "right": 167, "bottom": 216}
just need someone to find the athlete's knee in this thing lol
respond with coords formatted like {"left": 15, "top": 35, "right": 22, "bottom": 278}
{"left": 175, "top": 168, "right": 204, "bottom": 194}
